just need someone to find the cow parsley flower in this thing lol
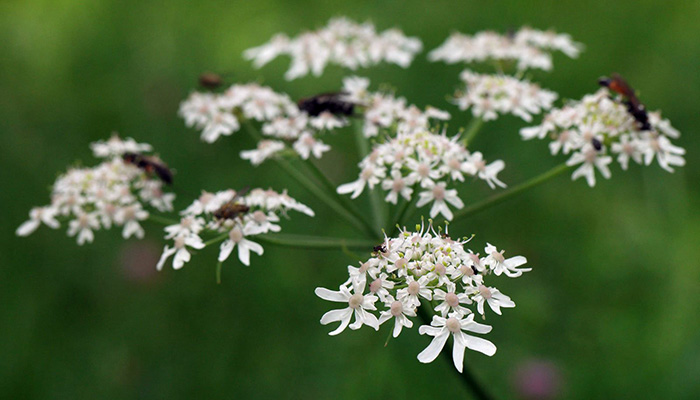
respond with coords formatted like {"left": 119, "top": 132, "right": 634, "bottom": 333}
{"left": 244, "top": 17, "right": 422, "bottom": 80}
{"left": 429, "top": 27, "right": 582, "bottom": 72}
{"left": 341, "top": 76, "right": 450, "bottom": 138}
{"left": 17, "top": 135, "right": 175, "bottom": 244}
{"left": 337, "top": 129, "right": 505, "bottom": 220}
{"left": 454, "top": 70, "right": 557, "bottom": 122}
{"left": 521, "top": 88, "right": 686, "bottom": 186}
{"left": 180, "top": 83, "right": 347, "bottom": 163}
{"left": 315, "top": 222, "right": 529, "bottom": 371}
{"left": 158, "top": 188, "right": 313, "bottom": 270}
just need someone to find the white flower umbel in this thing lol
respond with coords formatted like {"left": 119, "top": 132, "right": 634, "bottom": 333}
{"left": 429, "top": 27, "right": 582, "bottom": 72}
{"left": 341, "top": 76, "right": 451, "bottom": 138}
{"left": 180, "top": 83, "right": 348, "bottom": 163}
{"left": 17, "top": 135, "right": 175, "bottom": 244}
{"left": 244, "top": 17, "right": 422, "bottom": 80}
{"left": 521, "top": 88, "right": 686, "bottom": 186}
{"left": 337, "top": 129, "right": 504, "bottom": 220}
{"left": 454, "top": 70, "right": 557, "bottom": 122}
{"left": 315, "top": 222, "right": 530, "bottom": 371}
{"left": 158, "top": 188, "right": 313, "bottom": 270}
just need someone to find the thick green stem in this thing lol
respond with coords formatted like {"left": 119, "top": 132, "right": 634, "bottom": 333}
{"left": 353, "top": 121, "right": 386, "bottom": 233}
{"left": 147, "top": 214, "right": 178, "bottom": 225}
{"left": 451, "top": 162, "right": 573, "bottom": 223}
{"left": 461, "top": 117, "right": 484, "bottom": 147}
{"left": 216, "top": 260, "right": 223, "bottom": 284}
{"left": 256, "top": 233, "right": 375, "bottom": 250}
{"left": 203, "top": 232, "right": 229, "bottom": 247}
{"left": 241, "top": 120, "right": 377, "bottom": 239}
{"left": 416, "top": 305, "right": 495, "bottom": 400}
{"left": 300, "top": 159, "right": 377, "bottom": 237}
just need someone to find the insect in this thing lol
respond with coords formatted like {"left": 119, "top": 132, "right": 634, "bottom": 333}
{"left": 297, "top": 92, "right": 355, "bottom": 117}
{"left": 591, "top": 137, "right": 603, "bottom": 151}
{"left": 122, "top": 152, "right": 173, "bottom": 184}
{"left": 372, "top": 243, "right": 387, "bottom": 254}
{"left": 198, "top": 72, "right": 224, "bottom": 90}
{"left": 598, "top": 74, "right": 651, "bottom": 131}
{"left": 213, "top": 188, "right": 250, "bottom": 221}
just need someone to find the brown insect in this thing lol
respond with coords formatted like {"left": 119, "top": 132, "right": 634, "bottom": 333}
{"left": 123, "top": 152, "right": 173, "bottom": 185}
{"left": 198, "top": 72, "right": 224, "bottom": 90}
{"left": 213, "top": 188, "right": 250, "bottom": 221}
{"left": 598, "top": 73, "right": 651, "bottom": 131}
{"left": 297, "top": 92, "right": 355, "bottom": 117}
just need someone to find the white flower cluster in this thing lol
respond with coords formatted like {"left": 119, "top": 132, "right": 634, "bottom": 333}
{"left": 16, "top": 136, "right": 175, "bottom": 245}
{"left": 454, "top": 70, "right": 557, "bottom": 122}
{"left": 342, "top": 76, "right": 451, "bottom": 138}
{"left": 429, "top": 27, "right": 583, "bottom": 71}
{"left": 158, "top": 188, "right": 314, "bottom": 270}
{"left": 315, "top": 223, "right": 530, "bottom": 372}
{"left": 244, "top": 17, "right": 422, "bottom": 80}
{"left": 180, "top": 83, "right": 348, "bottom": 165}
{"left": 337, "top": 129, "right": 505, "bottom": 220}
{"left": 520, "top": 89, "right": 685, "bottom": 187}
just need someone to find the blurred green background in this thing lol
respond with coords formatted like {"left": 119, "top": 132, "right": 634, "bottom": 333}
{"left": 2, "top": 0, "right": 699, "bottom": 398}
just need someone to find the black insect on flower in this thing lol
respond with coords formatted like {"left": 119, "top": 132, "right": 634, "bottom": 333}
{"left": 297, "top": 92, "right": 355, "bottom": 117}
{"left": 122, "top": 152, "right": 173, "bottom": 185}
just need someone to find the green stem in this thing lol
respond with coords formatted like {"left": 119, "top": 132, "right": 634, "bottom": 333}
{"left": 300, "top": 159, "right": 376, "bottom": 236}
{"left": 353, "top": 121, "right": 385, "bottom": 233}
{"left": 416, "top": 305, "right": 495, "bottom": 400}
{"left": 256, "top": 233, "right": 375, "bottom": 250}
{"left": 216, "top": 260, "right": 223, "bottom": 284}
{"left": 241, "top": 120, "right": 377, "bottom": 239}
{"left": 148, "top": 214, "right": 179, "bottom": 225}
{"left": 461, "top": 117, "right": 484, "bottom": 147}
{"left": 203, "top": 232, "right": 229, "bottom": 247}
{"left": 282, "top": 157, "right": 377, "bottom": 238}
{"left": 451, "top": 162, "right": 573, "bottom": 223}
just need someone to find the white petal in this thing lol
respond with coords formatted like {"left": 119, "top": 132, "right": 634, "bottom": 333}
{"left": 218, "top": 240, "right": 234, "bottom": 262}
{"left": 464, "top": 334, "right": 497, "bottom": 356}
{"left": 417, "top": 331, "right": 449, "bottom": 364}
{"left": 16, "top": 220, "right": 40, "bottom": 236}
{"left": 314, "top": 287, "right": 348, "bottom": 302}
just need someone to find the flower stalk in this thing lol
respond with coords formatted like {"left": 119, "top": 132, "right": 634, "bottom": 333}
{"left": 451, "top": 162, "right": 573, "bottom": 223}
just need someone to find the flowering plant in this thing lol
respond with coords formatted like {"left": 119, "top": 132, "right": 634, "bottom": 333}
{"left": 18, "top": 17, "right": 686, "bottom": 399}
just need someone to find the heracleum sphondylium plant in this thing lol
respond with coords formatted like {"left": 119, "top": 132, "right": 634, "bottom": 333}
{"left": 19, "top": 17, "right": 687, "bottom": 399}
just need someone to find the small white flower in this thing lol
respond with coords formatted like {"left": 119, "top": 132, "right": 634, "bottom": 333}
{"left": 416, "top": 182, "right": 464, "bottom": 221}
{"left": 483, "top": 243, "right": 530, "bottom": 277}
{"left": 470, "top": 285, "right": 515, "bottom": 316}
{"left": 315, "top": 282, "right": 380, "bottom": 335}
{"left": 567, "top": 145, "right": 613, "bottom": 187}
{"left": 378, "top": 296, "right": 416, "bottom": 338}
{"left": 293, "top": 133, "right": 331, "bottom": 160}
{"left": 417, "top": 314, "right": 496, "bottom": 372}
{"left": 65, "top": 212, "right": 99, "bottom": 245}
{"left": 157, "top": 233, "right": 205, "bottom": 270}
{"left": 434, "top": 283, "right": 472, "bottom": 317}
{"left": 218, "top": 227, "right": 264, "bottom": 266}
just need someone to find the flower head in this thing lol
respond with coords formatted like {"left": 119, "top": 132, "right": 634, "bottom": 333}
{"left": 17, "top": 135, "right": 175, "bottom": 244}
{"left": 338, "top": 129, "right": 505, "bottom": 220}
{"left": 315, "top": 222, "right": 530, "bottom": 371}
{"left": 521, "top": 88, "right": 685, "bottom": 186}
{"left": 429, "top": 27, "right": 582, "bottom": 72}
{"left": 158, "top": 188, "right": 313, "bottom": 270}
{"left": 245, "top": 18, "right": 422, "bottom": 80}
